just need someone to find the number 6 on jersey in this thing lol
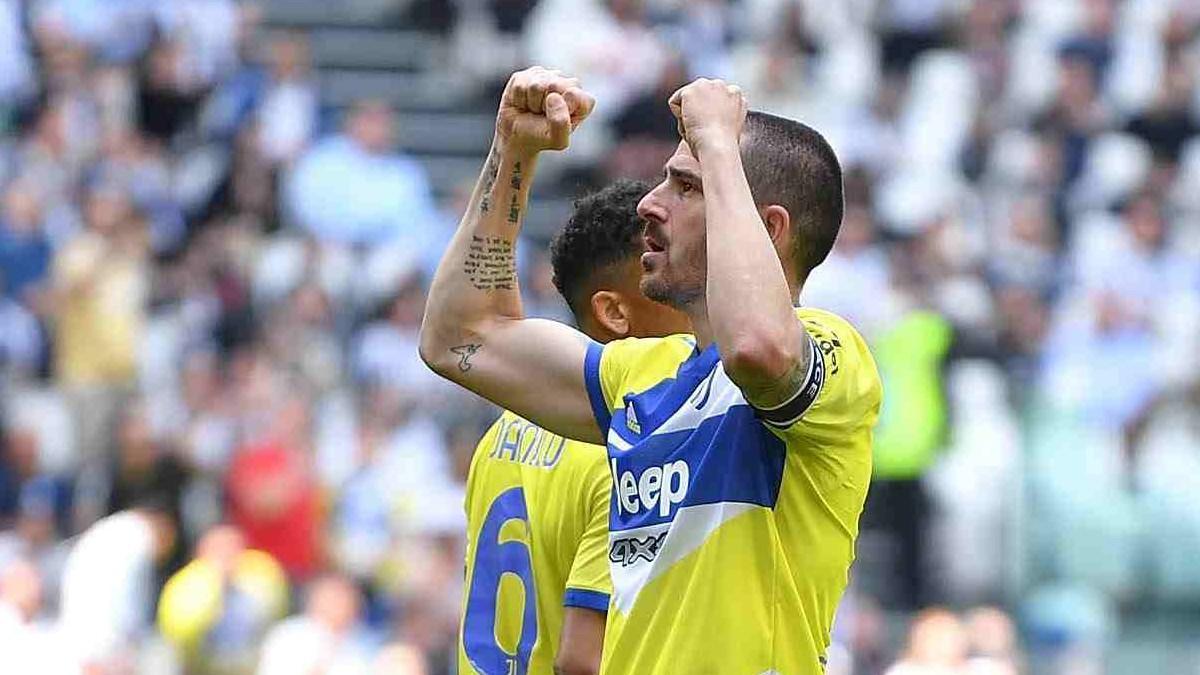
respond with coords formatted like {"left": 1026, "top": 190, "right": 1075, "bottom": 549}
{"left": 462, "top": 487, "right": 538, "bottom": 674}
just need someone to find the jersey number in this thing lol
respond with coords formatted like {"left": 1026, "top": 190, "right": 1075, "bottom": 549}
{"left": 463, "top": 487, "right": 538, "bottom": 674}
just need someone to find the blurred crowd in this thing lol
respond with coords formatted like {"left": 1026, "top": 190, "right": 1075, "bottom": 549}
{"left": 0, "top": 0, "right": 1198, "bottom": 674}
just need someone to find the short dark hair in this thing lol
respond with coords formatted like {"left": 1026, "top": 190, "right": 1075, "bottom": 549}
{"left": 550, "top": 179, "right": 652, "bottom": 320}
{"left": 740, "top": 111, "right": 844, "bottom": 276}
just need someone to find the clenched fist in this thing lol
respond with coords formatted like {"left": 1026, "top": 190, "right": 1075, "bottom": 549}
{"left": 496, "top": 67, "right": 596, "bottom": 154}
{"left": 668, "top": 78, "right": 748, "bottom": 155}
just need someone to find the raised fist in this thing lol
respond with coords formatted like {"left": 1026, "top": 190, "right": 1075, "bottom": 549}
{"left": 496, "top": 67, "right": 596, "bottom": 153}
{"left": 668, "top": 78, "right": 748, "bottom": 154}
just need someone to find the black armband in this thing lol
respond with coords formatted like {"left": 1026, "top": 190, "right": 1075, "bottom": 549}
{"left": 754, "top": 333, "right": 826, "bottom": 429}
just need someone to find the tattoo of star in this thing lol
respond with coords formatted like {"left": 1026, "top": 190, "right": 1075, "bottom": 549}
{"left": 450, "top": 344, "right": 482, "bottom": 372}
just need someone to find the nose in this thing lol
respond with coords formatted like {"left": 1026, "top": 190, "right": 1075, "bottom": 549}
{"left": 637, "top": 184, "right": 667, "bottom": 224}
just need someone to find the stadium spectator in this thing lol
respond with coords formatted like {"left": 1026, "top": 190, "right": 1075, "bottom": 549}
{"left": 154, "top": 0, "right": 244, "bottom": 89}
{"left": 158, "top": 524, "right": 289, "bottom": 674}
{"left": 0, "top": 287, "right": 41, "bottom": 378}
{"left": 256, "top": 573, "right": 373, "bottom": 675}
{"left": 964, "top": 606, "right": 1022, "bottom": 673}
{"left": 91, "top": 129, "right": 185, "bottom": 255}
{"left": 263, "top": 281, "right": 343, "bottom": 395}
{"left": 372, "top": 641, "right": 430, "bottom": 675}
{"left": 284, "top": 100, "right": 439, "bottom": 246}
{"left": 0, "top": 423, "right": 71, "bottom": 534}
{"left": 0, "top": 0, "right": 34, "bottom": 104}
{"left": 226, "top": 392, "right": 322, "bottom": 581}
{"left": 801, "top": 205, "right": 894, "bottom": 338}
{"left": 883, "top": 607, "right": 970, "bottom": 675}
{"left": 254, "top": 34, "right": 317, "bottom": 166}
{"left": 137, "top": 38, "right": 206, "bottom": 144}
{"left": 58, "top": 505, "right": 177, "bottom": 672}
{"left": 352, "top": 276, "right": 443, "bottom": 396}
{"left": 52, "top": 183, "right": 148, "bottom": 484}
{"left": 71, "top": 404, "right": 190, "bottom": 568}
{"left": 1125, "top": 53, "right": 1200, "bottom": 166}
{"left": 607, "top": 52, "right": 690, "bottom": 181}
{"left": 0, "top": 558, "right": 76, "bottom": 673}
{"left": 525, "top": 0, "right": 668, "bottom": 119}
{"left": 0, "top": 179, "right": 52, "bottom": 307}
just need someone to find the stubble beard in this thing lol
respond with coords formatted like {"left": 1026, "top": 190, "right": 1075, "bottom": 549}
{"left": 641, "top": 271, "right": 703, "bottom": 311}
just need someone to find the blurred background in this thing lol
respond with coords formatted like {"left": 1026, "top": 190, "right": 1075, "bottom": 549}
{"left": 0, "top": 0, "right": 1197, "bottom": 673}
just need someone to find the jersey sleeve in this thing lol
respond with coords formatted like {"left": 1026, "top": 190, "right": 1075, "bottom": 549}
{"left": 583, "top": 337, "right": 650, "bottom": 436}
{"left": 563, "top": 459, "right": 612, "bottom": 612}
{"left": 754, "top": 311, "right": 883, "bottom": 448}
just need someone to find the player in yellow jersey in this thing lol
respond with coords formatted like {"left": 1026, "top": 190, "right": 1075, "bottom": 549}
{"left": 459, "top": 180, "right": 690, "bottom": 675}
{"left": 421, "top": 67, "right": 882, "bottom": 674}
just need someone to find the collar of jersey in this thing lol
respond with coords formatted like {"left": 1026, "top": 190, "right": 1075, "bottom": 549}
{"left": 678, "top": 340, "right": 720, "bottom": 377}
{"left": 620, "top": 341, "right": 722, "bottom": 440}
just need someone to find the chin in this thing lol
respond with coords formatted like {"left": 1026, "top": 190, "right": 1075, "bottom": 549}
{"left": 640, "top": 276, "right": 671, "bottom": 306}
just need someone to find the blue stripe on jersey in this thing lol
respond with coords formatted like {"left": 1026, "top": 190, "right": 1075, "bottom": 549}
{"left": 608, "top": 344, "right": 715, "bottom": 444}
{"left": 612, "top": 373, "right": 678, "bottom": 445}
{"left": 563, "top": 588, "right": 610, "bottom": 611}
{"left": 633, "top": 344, "right": 720, "bottom": 433}
{"left": 584, "top": 342, "right": 611, "bottom": 434}
{"left": 608, "top": 403, "right": 786, "bottom": 531}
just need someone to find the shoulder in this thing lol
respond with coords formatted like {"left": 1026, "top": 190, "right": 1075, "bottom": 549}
{"left": 596, "top": 333, "right": 696, "bottom": 399}
{"left": 796, "top": 307, "right": 882, "bottom": 419}
{"left": 797, "top": 308, "right": 876, "bottom": 370}
{"left": 796, "top": 307, "right": 865, "bottom": 343}
{"left": 600, "top": 333, "right": 695, "bottom": 376}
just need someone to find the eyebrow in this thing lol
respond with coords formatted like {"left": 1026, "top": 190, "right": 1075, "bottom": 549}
{"left": 666, "top": 165, "right": 702, "bottom": 185}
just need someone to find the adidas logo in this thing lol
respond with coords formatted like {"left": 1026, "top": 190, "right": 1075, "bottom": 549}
{"left": 625, "top": 401, "right": 641, "bottom": 434}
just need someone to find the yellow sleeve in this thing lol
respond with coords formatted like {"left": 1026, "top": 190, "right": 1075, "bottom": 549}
{"left": 756, "top": 310, "right": 883, "bottom": 447}
{"left": 584, "top": 338, "right": 635, "bottom": 433}
{"left": 563, "top": 450, "right": 612, "bottom": 612}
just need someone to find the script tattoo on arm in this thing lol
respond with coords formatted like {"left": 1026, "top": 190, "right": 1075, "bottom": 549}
{"left": 507, "top": 161, "right": 523, "bottom": 224}
{"left": 479, "top": 150, "right": 500, "bottom": 214}
{"left": 463, "top": 236, "right": 516, "bottom": 290}
{"left": 450, "top": 343, "right": 482, "bottom": 372}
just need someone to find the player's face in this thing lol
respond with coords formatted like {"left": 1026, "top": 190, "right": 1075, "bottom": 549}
{"left": 636, "top": 141, "right": 708, "bottom": 310}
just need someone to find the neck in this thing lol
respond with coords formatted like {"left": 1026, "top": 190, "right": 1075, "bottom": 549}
{"left": 686, "top": 302, "right": 714, "bottom": 350}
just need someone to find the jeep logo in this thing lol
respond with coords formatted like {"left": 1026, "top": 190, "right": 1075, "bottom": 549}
{"left": 610, "top": 459, "right": 690, "bottom": 518}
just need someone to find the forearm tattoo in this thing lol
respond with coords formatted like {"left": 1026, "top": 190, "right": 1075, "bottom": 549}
{"left": 450, "top": 343, "right": 482, "bottom": 372}
{"left": 464, "top": 236, "right": 516, "bottom": 290}
{"left": 507, "top": 161, "right": 523, "bottom": 224}
{"left": 479, "top": 151, "right": 500, "bottom": 214}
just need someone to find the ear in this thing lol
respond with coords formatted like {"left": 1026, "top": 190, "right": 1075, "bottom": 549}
{"left": 589, "top": 290, "right": 630, "bottom": 338}
{"left": 761, "top": 204, "right": 791, "bottom": 249}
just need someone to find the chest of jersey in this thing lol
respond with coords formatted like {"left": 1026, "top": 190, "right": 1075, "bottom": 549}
{"left": 605, "top": 347, "right": 787, "bottom": 569}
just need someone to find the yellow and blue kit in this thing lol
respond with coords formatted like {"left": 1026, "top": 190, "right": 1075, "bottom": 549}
{"left": 583, "top": 308, "right": 882, "bottom": 675}
{"left": 458, "top": 410, "right": 612, "bottom": 675}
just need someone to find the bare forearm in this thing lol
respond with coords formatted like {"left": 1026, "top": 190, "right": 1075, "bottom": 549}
{"left": 420, "top": 138, "right": 538, "bottom": 370}
{"left": 418, "top": 68, "right": 601, "bottom": 440}
{"left": 699, "top": 141, "right": 801, "bottom": 377}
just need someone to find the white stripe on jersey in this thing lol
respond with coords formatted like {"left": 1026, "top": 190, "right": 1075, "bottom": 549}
{"left": 608, "top": 501, "right": 755, "bottom": 613}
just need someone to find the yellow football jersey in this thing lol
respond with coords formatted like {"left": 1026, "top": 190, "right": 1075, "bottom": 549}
{"left": 458, "top": 410, "right": 612, "bottom": 675}
{"left": 583, "top": 308, "right": 882, "bottom": 675}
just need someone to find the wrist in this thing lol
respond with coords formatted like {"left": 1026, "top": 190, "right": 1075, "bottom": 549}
{"left": 492, "top": 133, "right": 543, "bottom": 163}
{"left": 689, "top": 130, "right": 740, "bottom": 160}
